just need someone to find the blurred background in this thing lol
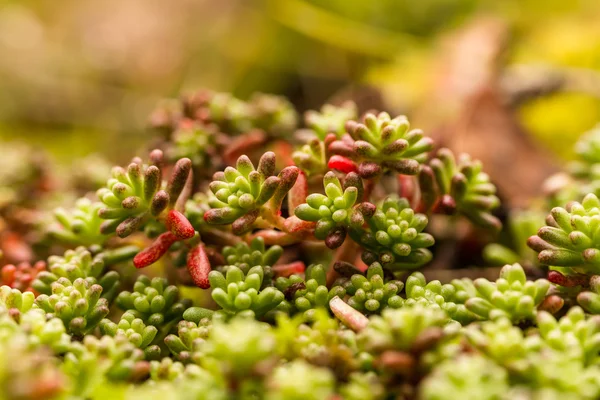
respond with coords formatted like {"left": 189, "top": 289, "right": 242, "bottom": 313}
{"left": 0, "top": 0, "right": 599, "bottom": 165}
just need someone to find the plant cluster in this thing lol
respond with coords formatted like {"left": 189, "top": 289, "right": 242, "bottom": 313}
{"left": 2, "top": 88, "right": 600, "bottom": 399}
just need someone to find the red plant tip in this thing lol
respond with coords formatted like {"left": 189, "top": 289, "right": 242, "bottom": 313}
{"left": 547, "top": 270, "right": 588, "bottom": 287}
{"left": 186, "top": 244, "right": 211, "bottom": 289}
{"left": 133, "top": 232, "right": 178, "bottom": 268}
{"left": 272, "top": 261, "right": 306, "bottom": 278}
{"left": 328, "top": 155, "right": 358, "bottom": 173}
{"left": 166, "top": 210, "right": 195, "bottom": 240}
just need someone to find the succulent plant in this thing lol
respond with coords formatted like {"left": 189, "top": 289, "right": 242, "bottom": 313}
{"left": 536, "top": 306, "right": 600, "bottom": 366}
{"left": 420, "top": 355, "right": 509, "bottom": 400}
{"left": 329, "top": 112, "right": 433, "bottom": 178}
{"left": 404, "top": 272, "right": 477, "bottom": 324}
{"left": 528, "top": 193, "right": 600, "bottom": 273}
{"left": 420, "top": 148, "right": 501, "bottom": 230}
{"left": 465, "top": 263, "right": 549, "bottom": 323}
{"left": 35, "top": 277, "right": 109, "bottom": 335}
{"left": 99, "top": 311, "right": 161, "bottom": 359}
{"left": 338, "top": 262, "right": 403, "bottom": 314}
{"left": 32, "top": 247, "right": 127, "bottom": 302}
{"left": 205, "top": 152, "right": 298, "bottom": 234}
{"left": 354, "top": 196, "right": 434, "bottom": 270}
{"left": 115, "top": 276, "right": 189, "bottom": 327}
{"left": 49, "top": 198, "right": 108, "bottom": 246}
{"left": 305, "top": 101, "right": 357, "bottom": 140}
{"left": 7, "top": 87, "right": 600, "bottom": 399}
{"left": 266, "top": 360, "right": 335, "bottom": 400}
{"left": 276, "top": 264, "right": 345, "bottom": 318}
{"left": 209, "top": 265, "right": 285, "bottom": 318}
{"left": 295, "top": 171, "right": 374, "bottom": 249}
{"left": 221, "top": 237, "right": 283, "bottom": 273}
{"left": 97, "top": 150, "right": 193, "bottom": 239}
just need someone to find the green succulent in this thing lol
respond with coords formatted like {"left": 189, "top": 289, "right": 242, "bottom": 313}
{"left": 528, "top": 193, "right": 600, "bottom": 273}
{"left": 63, "top": 334, "right": 147, "bottom": 389}
{"left": 404, "top": 272, "right": 477, "bottom": 324}
{"left": 465, "top": 263, "right": 549, "bottom": 323}
{"left": 465, "top": 317, "right": 541, "bottom": 369}
{"left": 167, "top": 121, "right": 217, "bottom": 169}
{"left": 304, "top": 101, "right": 357, "bottom": 140}
{"left": 97, "top": 150, "right": 191, "bottom": 238}
{"left": 115, "top": 276, "right": 189, "bottom": 327}
{"left": 355, "top": 196, "right": 434, "bottom": 270}
{"left": 292, "top": 138, "right": 328, "bottom": 176}
{"left": 200, "top": 317, "right": 277, "bottom": 383}
{"left": 221, "top": 237, "right": 282, "bottom": 274}
{"left": 149, "top": 357, "right": 190, "bottom": 381}
{"left": 209, "top": 265, "right": 284, "bottom": 318}
{"left": 339, "top": 262, "right": 403, "bottom": 314}
{"left": 422, "top": 148, "right": 501, "bottom": 230}
{"left": 0, "top": 285, "right": 35, "bottom": 314}
{"left": 358, "top": 305, "right": 454, "bottom": 354}
{"left": 330, "top": 112, "right": 433, "bottom": 177}
{"left": 275, "top": 311, "right": 361, "bottom": 379}
{"left": 247, "top": 92, "right": 298, "bottom": 137}
{"left": 339, "top": 372, "right": 385, "bottom": 400}
{"left": 420, "top": 355, "right": 509, "bottom": 400}
{"left": 100, "top": 311, "right": 160, "bottom": 360}
{"left": 577, "top": 276, "right": 600, "bottom": 314}
{"left": 276, "top": 264, "right": 345, "bottom": 318}
{"left": 295, "top": 171, "right": 374, "bottom": 248}
{"left": 537, "top": 306, "right": 600, "bottom": 366}
{"left": 50, "top": 198, "right": 107, "bottom": 246}
{"left": 35, "top": 277, "right": 109, "bottom": 335}
{"left": 205, "top": 152, "right": 298, "bottom": 233}
{"left": 266, "top": 360, "right": 335, "bottom": 400}
{"left": 163, "top": 307, "right": 213, "bottom": 363}
{"left": 15, "top": 308, "right": 72, "bottom": 354}
{"left": 32, "top": 247, "right": 125, "bottom": 302}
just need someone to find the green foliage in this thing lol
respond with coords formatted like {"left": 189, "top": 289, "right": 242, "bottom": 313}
{"left": 50, "top": 198, "right": 107, "bottom": 246}
{"left": 331, "top": 112, "right": 433, "bottom": 176}
{"left": 358, "top": 305, "right": 453, "bottom": 354}
{"left": 97, "top": 150, "right": 191, "bottom": 238}
{"left": 276, "top": 264, "right": 344, "bottom": 318}
{"left": 404, "top": 272, "right": 476, "bottom": 324}
{"left": 465, "top": 263, "right": 549, "bottom": 323}
{"left": 295, "top": 171, "right": 371, "bottom": 248}
{"left": 221, "top": 237, "right": 282, "bottom": 273}
{"left": 420, "top": 355, "right": 509, "bottom": 400}
{"left": 339, "top": 262, "right": 403, "bottom": 313}
{"left": 32, "top": 247, "right": 123, "bottom": 302}
{"left": 354, "top": 196, "right": 434, "bottom": 270}
{"left": 421, "top": 148, "right": 501, "bottom": 230}
{"left": 100, "top": 311, "right": 160, "bottom": 359}
{"left": 115, "top": 276, "right": 189, "bottom": 327}
{"left": 35, "top": 277, "right": 109, "bottom": 335}
{"left": 304, "top": 101, "right": 357, "bottom": 140}
{"left": 8, "top": 88, "right": 600, "bottom": 398}
{"left": 208, "top": 265, "right": 284, "bottom": 318}
{"left": 266, "top": 360, "right": 335, "bottom": 400}
{"left": 529, "top": 193, "right": 600, "bottom": 272}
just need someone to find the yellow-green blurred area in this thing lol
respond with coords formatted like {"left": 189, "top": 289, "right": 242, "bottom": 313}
{"left": 0, "top": 0, "right": 599, "bottom": 163}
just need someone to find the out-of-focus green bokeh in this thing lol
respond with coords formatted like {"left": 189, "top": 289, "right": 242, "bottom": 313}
{"left": 0, "top": 0, "right": 599, "bottom": 162}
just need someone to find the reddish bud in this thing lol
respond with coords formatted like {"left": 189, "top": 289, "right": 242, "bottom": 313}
{"left": 186, "top": 244, "right": 211, "bottom": 289}
{"left": 272, "top": 261, "right": 306, "bottom": 278}
{"left": 328, "top": 155, "right": 358, "bottom": 173}
{"left": 133, "top": 232, "right": 178, "bottom": 268}
{"left": 547, "top": 270, "right": 588, "bottom": 287}
{"left": 166, "top": 210, "right": 195, "bottom": 240}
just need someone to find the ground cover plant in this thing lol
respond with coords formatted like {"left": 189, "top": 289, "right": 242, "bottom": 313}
{"left": 2, "top": 88, "right": 600, "bottom": 399}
